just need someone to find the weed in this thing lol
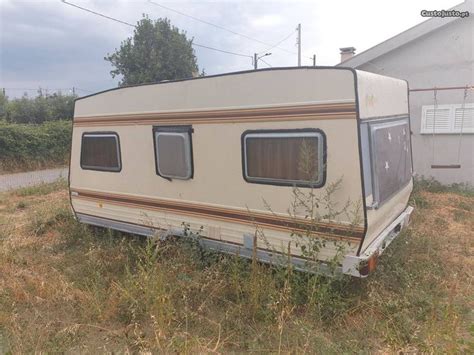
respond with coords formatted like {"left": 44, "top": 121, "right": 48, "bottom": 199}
{"left": 0, "top": 174, "right": 472, "bottom": 353}
{"left": 410, "top": 190, "right": 430, "bottom": 209}
{"left": 0, "top": 329, "right": 9, "bottom": 354}
{"left": 457, "top": 200, "right": 472, "bottom": 211}
{"left": 28, "top": 201, "right": 70, "bottom": 236}
{"left": 453, "top": 210, "right": 468, "bottom": 222}
{"left": 414, "top": 176, "right": 474, "bottom": 197}
{"left": 16, "top": 201, "right": 27, "bottom": 209}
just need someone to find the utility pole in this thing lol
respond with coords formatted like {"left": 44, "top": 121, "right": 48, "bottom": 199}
{"left": 297, "top": 23, "right": 301, "bottom": 67}
{"left": 72, "top": 87, "right": 76, "bottom": 96}
{"left": 253, "top": 52, "right": 272, "bottom": 70}
{"left": 312, "top": 54, "right": 316, "bottom": 66}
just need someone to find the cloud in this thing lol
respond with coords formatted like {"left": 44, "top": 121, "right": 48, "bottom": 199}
{"left": 0, "top": 0, "right": 461, "bottom": 97}
{"left": 250, "top": 14, "right": 284, "bottom": 28}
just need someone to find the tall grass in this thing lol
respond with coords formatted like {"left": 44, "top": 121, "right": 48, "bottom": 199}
{"left": 12, "top": 179, "right": 68, "bottom": 197}
{"left": 0, "top": 182, "right": 472, "bottom": 352}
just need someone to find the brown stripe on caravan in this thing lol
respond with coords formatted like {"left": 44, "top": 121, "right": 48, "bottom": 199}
{"left": 72, "top": 188, "right": 363, "bottom": 235}
{"left": 73, "top": 102, "right": 357, "bottom": 126}
{"left": 71, "top": 189, "right": 364, "bottom": 241}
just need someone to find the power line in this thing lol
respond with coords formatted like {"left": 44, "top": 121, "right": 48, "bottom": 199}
{"left": 258, "top": 29, "right": 296, "bottom": 55}
{"left": 192, "top": 42, "right": 251, "bottom": 58}
{"left": 147, "top": 0, "right": 296, "bottom": 55}
{"left": 75, "top": 88, "right": 94, "bottom": 93}
{"left": 61, "top": 0, "right": 135, "bottom": 27}
{"left": 259, "top": 58, "right": 272, "bottom": 68}
{"left": 61, "top": 0, "right": 252, "bottom": 59}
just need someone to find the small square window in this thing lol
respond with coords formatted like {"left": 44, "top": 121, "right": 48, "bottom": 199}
{"left": 154, "top": 126, "right": 193, "bottom": 180}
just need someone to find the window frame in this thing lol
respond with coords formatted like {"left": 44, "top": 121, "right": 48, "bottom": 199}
{"left": 152, "top": 125, "right": 194, "bottom": 181}
{"left": 368, "top": 119, "right": 412, "bottom": 208}
{"left": 241, "top": 128, "right": 326, "bottom": 188}
{"left": 421, "top": 103, "right": 474, "bottom": 134}
{"left": 80, "top": 131, "right": 122, "bottom": 172}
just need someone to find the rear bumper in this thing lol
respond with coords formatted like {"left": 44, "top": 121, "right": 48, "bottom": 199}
{"left": 342, "top": 205, "right": 414, "bottom": 277}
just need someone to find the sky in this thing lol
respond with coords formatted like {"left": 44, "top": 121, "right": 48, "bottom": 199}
{"left": 0, "top": 0, "right": 461, "bottom": 97}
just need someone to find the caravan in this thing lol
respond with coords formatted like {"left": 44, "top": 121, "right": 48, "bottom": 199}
{"left": 69, "top": 67, "right": 413, "bottom": 277}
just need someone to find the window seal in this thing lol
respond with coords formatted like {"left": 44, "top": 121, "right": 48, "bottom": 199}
{"left": 80, "top": 131, "right": 122, "bottom": 172}
{"left": 241, "top": 128, "right": 327, "bottom": 188}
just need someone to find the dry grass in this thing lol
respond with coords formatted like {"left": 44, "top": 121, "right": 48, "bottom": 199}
{"left": 0, "top": 182, "right": 472, "bottom": 353}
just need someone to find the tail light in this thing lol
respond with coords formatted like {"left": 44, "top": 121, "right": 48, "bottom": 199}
{"left": 359, "top": 251, "right": 379, "bottom": 276}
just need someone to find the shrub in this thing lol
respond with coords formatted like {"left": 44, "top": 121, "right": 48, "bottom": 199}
{"left": 0, "top": 120, "right": 72, "bottom": 172}
{"left": 0, "top": 91, "right": 76, "bottom": 123}
{"left": 413, "top": 176, "right": 473, "bottom": 197}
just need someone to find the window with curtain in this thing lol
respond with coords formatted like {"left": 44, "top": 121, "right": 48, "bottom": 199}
{"left": 80, "top": 133, "right": 121, "bottom": 172}
{"left": 242, "top": 129, "right": 325, "bottom": 187}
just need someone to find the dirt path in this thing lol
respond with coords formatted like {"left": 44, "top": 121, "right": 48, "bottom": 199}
{"left": 0, "top": 167, "right": 68, "bottom": 192}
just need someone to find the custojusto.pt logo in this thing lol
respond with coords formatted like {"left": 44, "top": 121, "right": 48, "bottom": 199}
{"left": 421, "top": 9, "right": 470, "bottom": 18}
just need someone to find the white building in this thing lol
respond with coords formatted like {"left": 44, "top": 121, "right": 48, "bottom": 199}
{"left": 339, "top": 0, "right": 473, "bottom": 185}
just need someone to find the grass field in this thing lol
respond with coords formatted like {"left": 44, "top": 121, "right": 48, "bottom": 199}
{"left": 0, "top": 181, "right": 472, "bottom": 353}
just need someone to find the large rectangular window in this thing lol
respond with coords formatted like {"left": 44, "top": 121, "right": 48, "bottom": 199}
{"left": 80, "top": 132, "right": 121, "bottom": 172}
{"left": 242, "top": 129, "right": 325, "bottom": 187}
{"left": 369, "top": 119, "right": 412, "bottom": 206}
{"left": 153, "top": 126, "right": 193, "bottom": 180}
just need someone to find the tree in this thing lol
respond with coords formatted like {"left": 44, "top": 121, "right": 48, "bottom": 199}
{"left": 105, "top": 16, "right": 199, "bottom": 86}
{"left": 0, "top": 90, "right": 8, "bottom": 120}
{"left": 1, "top": 90, "right": 76, "bottom": 124}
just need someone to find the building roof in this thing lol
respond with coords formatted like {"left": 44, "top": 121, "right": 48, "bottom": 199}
{"left": 338, "top": 0, "right": 473, "bottom": 68}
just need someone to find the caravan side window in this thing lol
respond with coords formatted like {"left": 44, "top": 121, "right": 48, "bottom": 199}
{"left": 242, "top": 129, "right": 326, "bottom": 187}
{"left": 153, "top": 126, "right": 193, "bottom": 180}
{"left": 80, "top": 132, "right": 121, "bottom": 172}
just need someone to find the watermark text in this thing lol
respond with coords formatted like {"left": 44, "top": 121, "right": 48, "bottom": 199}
{"left": 421, "top": 9, "right": 470, "bottom": 18}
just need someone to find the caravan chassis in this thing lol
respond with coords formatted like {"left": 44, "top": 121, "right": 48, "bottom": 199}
{"left": 74, "top": 204, "right": 413, "bottom": 278}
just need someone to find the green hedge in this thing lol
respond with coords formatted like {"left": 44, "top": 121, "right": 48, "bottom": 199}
{"left": 0, "top": 91, "right": 76, "bottom": 124}
{"left": 0, "top": 121, "right": 72, "bottom": 172}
